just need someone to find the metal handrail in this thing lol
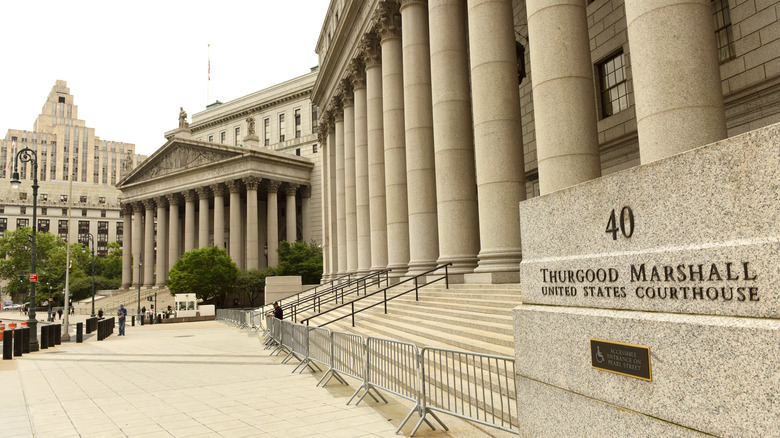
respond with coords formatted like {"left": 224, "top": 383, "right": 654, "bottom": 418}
{"left": 257, "top": 272, "right": 354, "bottom": 317}
{"left": 300, "top": 263, "right": 451, "bottom": 327}
{"left": 287, "top": 270, "right": 391, "bottom": 322}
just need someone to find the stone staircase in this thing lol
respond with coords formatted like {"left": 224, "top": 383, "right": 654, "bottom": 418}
{"left": 74, "top": 287, "right": 174, "bottom": 316}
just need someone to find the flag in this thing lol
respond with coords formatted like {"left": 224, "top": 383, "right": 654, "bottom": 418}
{"left": 208, "top": 44, "right": 211, "bottom": 81}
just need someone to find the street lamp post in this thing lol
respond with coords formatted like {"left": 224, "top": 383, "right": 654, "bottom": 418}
{"left": 137, "top": 254, "right": 142, "bottom": 320}
{"left": 10, "top": 147, "right": 40, "bottom": 351}
{"left": 82, "top": 233, "right": 96, "bottom": 317}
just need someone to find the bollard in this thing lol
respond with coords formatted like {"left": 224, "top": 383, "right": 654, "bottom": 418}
{"left": 22, "top": 328, "right": 30, "bottom": 354}
{"left": 40, "top": 325, "right": 49, "bottom": 350}
{"left": 97, "top": 320, "right": 103, "bottom": 341}
{"left": 48, "top": 325, "right": 55, "bottom": 348}
{"left": 54, "top": 324, "right": 61, "bottom": 345}
{"left": 3, "top": 330, "right": 12, "bottom": 359}
{"left": 76, "top": 322, "right": 83, "bottom": 343}
{"left": 14, "top": 329, "right": 23, "bottom": 357}
{"left": 132, "top": 315, "right": 135, "bottom": 326}
{"left": 140, "top": 315, "right": 144, "bottom": 326}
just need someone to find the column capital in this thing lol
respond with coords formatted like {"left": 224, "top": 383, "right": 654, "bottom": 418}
{"left": 317, "top": 125, "right": 329, "bottom": 145}
{"left": 349, "top": 60, "right": 367, "bottom": 89}
{"left": 121, "top": 203, "right": 133, "bottom": 215}
{"left": 195, "top": 186, "right": 210, "bottom": 198}
{"left": 226, "top": 180, "right": 242, "bottom": 194}
{"left": 284, "top": 183, "right": 300, "bottom": 197}
{"left": 400, "top": 0, "right": 427, "bottom": 9}
{"left": 209, "top": 183, "right": 224, "bottom": 197}
{"left": 375, "top": 1, "right": 402, "bottom": 42}
{"left": 244, "top": 176, "right": 262, "bottom": 190}
{"left": 142, "top": 199, "right": 156, "bottom": 210}
{"left": 300, "top": 185, "right": 312, "bottom": 198}
{"left": 155, "top": 196, "right": 168, "bottom": 208}
{"left": 338, "top": 80, "right": 354, "bottom": 108}
{"left": 266, "top": 180, "right": 282, "bottom": 193}
{"left": 166, "top": 193, "right": 180, "bottom": 206}
{"left": 360, "top": 33, "right": 382, "bottom": 67}
{"left": 132, "top": 202, "right": 144, "bottom": 213}
{"left": 183, "top": 189, "right": 197, "bottom": 202}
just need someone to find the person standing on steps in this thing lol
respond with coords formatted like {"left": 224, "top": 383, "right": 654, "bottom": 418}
{"left": 117, "top": 304, "right": 127, "bottom": 336}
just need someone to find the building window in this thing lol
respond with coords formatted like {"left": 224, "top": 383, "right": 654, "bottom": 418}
{"left": 598, "top": 51, "right": 629, "bottom": 118}
{"left": 16, "top": 218, "right": 29, "bottom": 229}
{"left": 19, "top": 192, "right": 27, "bottom": 201}
{"left": 20, "top": 207, "right": 26, "bottom": 215}
{"left": 82, "top": 209, "right": 88, "bottom": 217}
{"left": 80, "top": 195, "right": 87, "bottom": 203}
{"left": 58, "top": 220, "right": 68, "bottom": 240}
{"left": 0, "top": 218, "right": 7, "bottom": 233}
{"left": 101, "top": 210, "right": 106, "bottom": 218}
{"left": 313, "top": 144, "right": 318, "bottom": 154}
{"left": 116, "top": 221, "right": 123, "bottom": 246}
{"left": 40, "top": 193, "right": 48, "bottom": 202}
{"left": 62, "top": 208, "right": 68, "bottom": 216}
{"left": 294, "top": 109, "right": 302, "bottom": 138}
{"left": 97, "top": 221, "right": 109, "bottom": 256}
{"left": 264, "top": 118, "right": 271, "bottom": 146}
{"left": 99, "top": 197, "right": 105, "bottom": 204}
{"left": 712, "top": 0, "right": 735, "bottom": 62}
{"left": 311, "top": 105, "right": 318, "bottom": 133}
{"left": 208, "top": 134, "right": 214, "bottom": 142}
{"left": 38, "top": 219, "right": 50, "bottom": 233}
{"left": 0, "top": 207, "right": 4, "bottom": 214}
{"left": 295, "top": 148, "right": 301, "bottom": 156}
{"left": 41, "top": 208, "right": 47, "bottom": 216}
{"left": 220, "top": 131, "right": 226, "bottom": 144}
{"left": 279, "top": 113, "right": 286, "bottom": 142}
{"left": 78, "top": 221, "right": 90, "bottom": 245}
{"left": 234, "top": 126, "right": 241, "bottom": 146}
{"left": 60, "top": 195, "right": 68, "bottom": 203}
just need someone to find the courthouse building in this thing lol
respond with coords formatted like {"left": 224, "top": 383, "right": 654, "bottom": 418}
{"left": 116, "top": 70, "right": 322, "bottom": 289}
{"left": 313, "top": 0, "right": 780, "bottom": 282}
{"left": 0, "top": 80, "right": 146, "bottom": 256}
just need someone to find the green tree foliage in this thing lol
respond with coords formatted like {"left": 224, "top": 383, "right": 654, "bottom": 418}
{"left": 166, "top": 246, "right": 239, "bottom": 305}
{"left": 94, "top": 241, "right": 122, "bottom": 279}
{"left": 276, "top": 240, "right": 323, "bottom": 284}
{"left": 235, "top": 267, "right": 277, "bottom": 307}
{"left": 0, "top": 228, "right": 67, "bottom": 304}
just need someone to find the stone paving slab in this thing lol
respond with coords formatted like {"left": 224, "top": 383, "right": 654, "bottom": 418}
{"left": 0, "top": 318, "right": 513, "bottom": 437}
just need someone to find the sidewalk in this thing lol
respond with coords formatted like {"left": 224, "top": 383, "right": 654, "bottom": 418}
{"left": 1, "top": 320, "right": 404, "bottom": 438}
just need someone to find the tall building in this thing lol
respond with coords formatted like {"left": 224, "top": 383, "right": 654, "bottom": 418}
{"left": 0, "top": 80, "right": 147, "bottom": 255}
{"left": 312, "top": 0, "right": 780, "bottom": 283}
{"left": 116, "top": 69, "right": 322, "bottom": 290}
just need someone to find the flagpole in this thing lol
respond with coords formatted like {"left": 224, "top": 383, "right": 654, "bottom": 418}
{"left": 207, "top": 44, "right": 211, "bottom": 107}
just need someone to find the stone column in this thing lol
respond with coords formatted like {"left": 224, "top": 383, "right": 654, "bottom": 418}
{"left": 285, "top": 183, "right": 299, "bottom": 243}
{"left": 132, "top": 203, "right": 143, "bottom": 287}
{"left": 343, "top": 84, "right": 358, "bottom": 274}
{"left": 166, "top": 194, "right": 180, "bottom": 272}
{"left": 625, "top": 0, "right": 727, "bottom": 164}
{"left": 184, "top": 190, "right": 196, "bottom": 253}
{"left": 301, "top": 185, "right": 312, "bottom": 243}
{"left": 211, "top": 184, "right": 225, "bottom": 251}
{"left": 429, "top": 0, "right": 479, "bottom": 275}
{"left": 196, "top": 186, "right": 210, "bottom": 248}
{"left": 259, "top": 193, "right": 268, "bottom": 269}
{"left": 155, "top": 197, "right": 168, "bottom": 287}
{"left": 527, "top": 0, "right": 600, "bottom": 195}
{"left": 468, "top": 0, "right": 525, "bottom": 282}
{"left": 319, "top": 128, "right": 330, "bottom": 280}
{"left": 361, "top": 34, "right": 389, "bottom": 271}
{"left": 121, "top": 204, "right": 132, "bottom": 289}
{"left": 327, "top": 120, "right": 339, "bottom": 277}
{"left": 352, "top": 61, "right": 372, "bottom": 274}
{"left": 245, "top": 177, "right": 261, "bottom": 271}
{"left": 334, "top": 104, "right": 348, "bottom": 275}
{"left": 401, "top": 0, "right": 439, "bottom": 275}
{"left": 266, "top": 180, "right": 282, "bottom": 267}
{"left": 227, "top": 180, "right": 242, "bottom": 268}
{"left": 377, "top": 2, "right": 410, "bottom": 276}
{"left": 143, "top": 199, "right": 155, "bottom": 288}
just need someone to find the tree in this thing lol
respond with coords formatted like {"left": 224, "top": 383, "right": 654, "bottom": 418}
{"left": 276, "top": 240, "right": 323, "bottom": 284}
{"left": 167, "top": 246, "right": 239, "bottom": 305}
{"left": 94, "top": 241, "right": 122, "bottom": 279}
{"left": 236, "top": 267, "right": 277, "bottom": 307}
{"left": 0, "top": 227, "right": 67, "bottom": 305}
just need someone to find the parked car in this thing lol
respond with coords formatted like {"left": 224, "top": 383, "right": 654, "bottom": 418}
{"left": 3, "top": 304, "right": 22, "bottom": 310}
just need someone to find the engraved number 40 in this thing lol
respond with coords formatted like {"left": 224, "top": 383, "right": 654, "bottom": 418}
{"left": 606, "top": 206, "right": 634, "bottom": 240}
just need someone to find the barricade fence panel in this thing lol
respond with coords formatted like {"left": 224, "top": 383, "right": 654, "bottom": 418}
{"left": 308, "top": 327, "right": 332, "bottom": 367}
{"left": 291, "top": 323, "right": 309, "bottom": 358}
{"left": 280, "top": 320, "right": 295, "bottom": 350}
{"left": 420, "top": 347, "right": 517, "bottom": 433}
{"left": 366, "top": 337, "right": 420, "bottom": 403}
{"left": 331, "top": 331, "right": 366, "bottom": 381}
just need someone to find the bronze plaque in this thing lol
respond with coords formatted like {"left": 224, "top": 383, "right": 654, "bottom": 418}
{"left": 590, "top": 339, "right": 652, "bottom": 381}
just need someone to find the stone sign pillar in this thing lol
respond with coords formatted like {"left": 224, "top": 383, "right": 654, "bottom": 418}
{"left": 514, "top": 123, "right": 780, "bottom": 437}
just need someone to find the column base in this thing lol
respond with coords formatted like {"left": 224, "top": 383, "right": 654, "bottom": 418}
{"left": 404, "top": 260, "right": 438, "bottom": 278}
{"left": 464, "top": 270, "right": 519, "bottom": 284}
{"left": 386, "top": 263, "right": 408, "bottom": 279}
{"left": 436, "top": 255, "right": 478, "bottom": 275}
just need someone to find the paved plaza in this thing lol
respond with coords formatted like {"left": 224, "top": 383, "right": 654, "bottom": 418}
{"left": 0, "top": 314, "right": 498, "bottom": 438}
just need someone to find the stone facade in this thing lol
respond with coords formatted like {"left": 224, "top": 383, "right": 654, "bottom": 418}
{"left": 117, "top": 71, "right": 322, "bottom": 289}
{"left": 0, "top": 80, "right": 147, "bottom": 256}
{"left": 313, "top": 0, "right": 780, "bottom": 282}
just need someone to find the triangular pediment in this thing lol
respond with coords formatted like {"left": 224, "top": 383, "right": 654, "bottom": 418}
{"left": 120, "top": 139, "right": 243, "bottom": 186}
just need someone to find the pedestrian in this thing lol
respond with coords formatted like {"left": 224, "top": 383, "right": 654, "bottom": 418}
{"left": 57, "top": 308, "right": 62, "bottom": 320}
{"left": 98, "top": 308, "right": 104, "bottom": 319}
{"left": 117, "top": 304, "right": 127, "bottom": 336}
{"left": 266, "top": 302, "right": 283, "bottom": 320}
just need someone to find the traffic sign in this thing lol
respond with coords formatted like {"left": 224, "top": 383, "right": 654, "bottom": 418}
{"left": 29, "top": 274, "right": 38, "bottom": 282}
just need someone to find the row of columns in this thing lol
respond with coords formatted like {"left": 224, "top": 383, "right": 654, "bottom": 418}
{"left": 121, "top": 179, "right": 311, "bottom": 289}
{"left": 320, "top": 0, "right": 725, "bottom": 282}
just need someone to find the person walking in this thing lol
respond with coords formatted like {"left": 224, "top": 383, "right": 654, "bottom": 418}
{"left": 117, "top": 304, "right": 127, "bottom": 336}
{"left": 57, "top": 308, "right": 63, "bottom": 320}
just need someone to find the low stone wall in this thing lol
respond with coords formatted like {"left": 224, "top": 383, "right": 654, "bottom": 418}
{"left": 160, "top": 315, "right": 216, "bottom": 324}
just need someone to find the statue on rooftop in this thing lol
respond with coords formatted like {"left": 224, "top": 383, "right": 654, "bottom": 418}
{"left": 178, "top": 107, "right": 189, "bottom": 128}
{"left": 246, "top": 115, "right": 256, "bottom": 136}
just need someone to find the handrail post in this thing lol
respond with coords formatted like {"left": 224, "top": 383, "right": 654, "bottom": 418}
{"left": 384, "top": 290, "right": 387, "bottom": 314}
{"left": 351, "top": 302, "right": 355, "bottom": 327}
{"left": 415, "top": 277, "right": 419, "bottom": 301}
{"left": 445, "top": 264, "right": 449, "bottom": 289}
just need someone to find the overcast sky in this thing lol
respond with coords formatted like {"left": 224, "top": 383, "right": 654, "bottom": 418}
{"left": 0, "top": 0, "right": 330, "bottom": 157}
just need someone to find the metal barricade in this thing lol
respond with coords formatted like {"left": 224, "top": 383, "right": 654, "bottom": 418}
{"left": 419, "top": 347, "right": 516, "bottom": 436}
{"left": 327, "top": 331, "right": 367, "bottom": 391}
{"left": 307, "top": 327, "right": 347, "bottom": 387}
{"left": 285, "top": 323, "right": 320, "bottom": 373}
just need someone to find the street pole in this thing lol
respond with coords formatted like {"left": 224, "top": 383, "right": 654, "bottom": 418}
{"left": 137, "top": 254, "right": 142, "bottom": 319}
{"left": 10, "top": 147, "right": 40, "bottom": 351}
{"left": 86, "top": 233, "right": 95, "bottom": 317}
{"left": 61, "top": 171, "right": 74, "bottom": 340}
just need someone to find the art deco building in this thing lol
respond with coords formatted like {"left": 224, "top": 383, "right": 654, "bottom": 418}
{"left": 0, "top": 80, "right": 147, "bottom": 256}
{"left": 116, "top": 70, "right": 322, "bottom": 289}
{"left": 313, "top": 0, "right": 780, "bottom": 283}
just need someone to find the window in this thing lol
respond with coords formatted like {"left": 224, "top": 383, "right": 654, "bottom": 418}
{"left": 78, "top": 221, "right": 90, "bottom": 245}
{"left": 58, "top": 96, "right": 65, "bottom": 103}
{"left": 0, "top": 218, "right": 7, "bottom": 233}
{"left": 40, "top": 193, "right": 48, "bottom": 202}
{"left": 264, "top": 118, "right": 271, "bottom": 146}
{"left": 116, "top": 221, "right": 123, "bottom": 246}
{"left": 311, "top": 105, "right": 318, "bottom": 133}
{"left": 41, "top": 208, "right": 47, "bottom": 216}
{"left": 80, "top": 195, "right": 87, "bottom": 203}
{"left": 82, "top": 209, "right": 87, "bottom": 217}
{"left": 38, "top": 219, "right": 50, "bottom": 233}
{"left": 712, "top": 0, "right": 735, "bottom": 62}
{"left": 598, "top": 52, "right": 628, "bottom": 118}
{"left": 16, "top": 218, "right": 29, "bottom": 229}
{"left": 294, "top": 109, "right": 302, "bottom": 138}
{"left": 60, "top": 195, "right": 68, "bottom": 203}
{"left": 62, "top": 208, "right": 68, "bottom": 216}
{"left": 20, "top": 207, "right": 26, "bottom": 215}
{"left": 97, "top": 221, "right": 109, "bottom": 256}
{"left": 295, "top": 148, "right": 301, "bottom": 156}
{"left": 313, "top": 144, "right": 318, "bottom": 154}
{"left": 19, "top": 193, "right": 27, "bottom": 201}
{"left": 279, "top": 113, "right": 286, "bottom": 142}
{"left": 0, "top": 207, "right": 4, "bottom": 214}
{"left": 99, "top": 197, "right": 105, "bottom": 204}
{"left": 208, "top": 135, "right": 214, "bottom": 142}
{"left": 58, "top": 220, "right": 68, "bottom": 241}
{"left": 220, "top": 131, "right": 226, "bottom": 144}
{"left": 235, "top": 126, "right": 241, "bottom": 146}
{"left": 101, "top": 210, "right": 106, "bottom": 218}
